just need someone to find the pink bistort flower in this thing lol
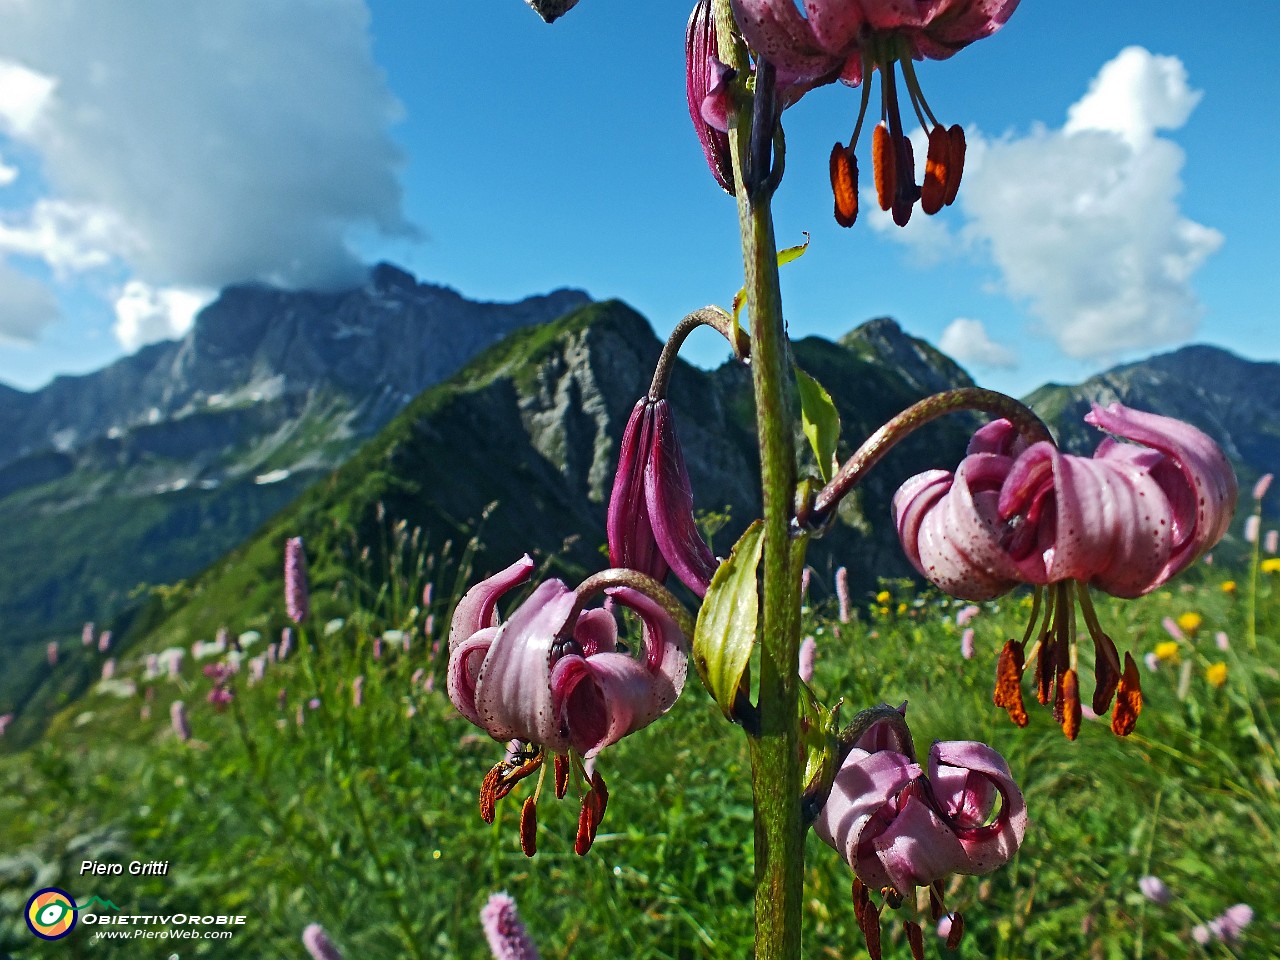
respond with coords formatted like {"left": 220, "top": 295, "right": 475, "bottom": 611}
{"left": 480, "top": 892, "right": 538, "bottom": 960}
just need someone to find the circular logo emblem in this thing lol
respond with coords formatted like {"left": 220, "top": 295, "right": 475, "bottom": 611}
{"left": 25, "top": 887, "right": 78, "bottom": 940}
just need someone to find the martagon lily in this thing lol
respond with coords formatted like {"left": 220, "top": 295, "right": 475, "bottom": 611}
{"left": 448, "top": 554, "right": 689, "bottom": 854}
{"left": 893, "top": 402, "right": 1237, "bottom": 738}
{"left": 813, "top": 706, "right": 1026, "bottom": 956}
{"left": 719, "top": 0, "right": 1020, "bottom": 225}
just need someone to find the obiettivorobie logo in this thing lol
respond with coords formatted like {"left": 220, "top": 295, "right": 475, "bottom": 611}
{"left": 25, "top": 888, "right": 120, "bottom": 941}
{"left": 23, "top": 887, "right": 246, "bottom": 942}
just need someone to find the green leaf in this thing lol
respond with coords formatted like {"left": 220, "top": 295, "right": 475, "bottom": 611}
{"left": 794, "top": 365, "right": 841, "bottom": 483}
{"left": 799, "top": 686, "right": 840, "bottom": 799}
{"left": 693, "top": 520, "right": 764, "bottom": 719}
{"left": 731, "top": 232, "right": 810, "bottom": 344}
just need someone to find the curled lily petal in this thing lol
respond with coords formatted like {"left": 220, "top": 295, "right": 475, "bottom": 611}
{"left": 929, "top": 740, "right": 1027, "bottom": 873}
{"left": 893, "top": 456, "right": 1022, "bottom": 600}
{"left": 814, "top": 749, "right": 919, "bottom": 876}
{"left": 999, "top": 441, "right": 1173, "bottom": 597}
{"left": 473, "top": 579, "right": 578, "bottom": 749}
{"left": 448, "top": 554, "right": 534, "bottom": 653}
{"left": 448, "top": 570, "right": 689, "bottom": 757}
{"left": 447, "top": 626, "right": 499, "bottom": 728}
{"left": 870, "top": 786, "right": 970, "bottom": 892}
{"left": 551, "top": 646, "right": 683, "bottom": 757}
{"left": 646, "top": 399, "right": 718, "bottom": 597}
{"left": 1085, "top": 403, "right": 1237, "bottom": 586}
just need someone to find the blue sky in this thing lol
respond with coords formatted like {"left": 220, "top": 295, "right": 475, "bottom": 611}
{"left": 0, "top": 0, "right": 1275, "bottom": 399}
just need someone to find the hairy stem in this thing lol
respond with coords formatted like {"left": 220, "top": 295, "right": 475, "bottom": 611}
{"left": 714, "top": 2, "right": 804, "bottom": 956}
{"left": 649, "top": 305, "right": 750, "bottom": 400}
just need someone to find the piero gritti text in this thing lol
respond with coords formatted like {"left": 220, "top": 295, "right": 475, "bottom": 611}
{"left": 80, "top": 859, "right": 170, "bottom": 877}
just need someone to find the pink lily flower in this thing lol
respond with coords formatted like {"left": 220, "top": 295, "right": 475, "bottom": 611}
{"left": 893, "top": 403, "right": 1236, "bottom": 738}
{"left": 607, "top": 398, "right": 718, "bottom": 597}
{"left": 728, "top": 0, "right": 1019, "bottom": 225}
{"left": 449, "top": 555, "right": 687, "bottom": 757}
{"left": 814, "top": 709, "right": 1025, "bottom": 952}
{"left": 448, "top": 555, "right": 688, "bottom": 854}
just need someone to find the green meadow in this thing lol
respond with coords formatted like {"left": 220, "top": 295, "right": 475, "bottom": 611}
{"left": 2, "top": 513, "right": 1276, "bottom": 959}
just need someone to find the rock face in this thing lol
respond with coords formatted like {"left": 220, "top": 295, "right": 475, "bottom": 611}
{"left": 0, "top": 263, "right": 590, "bottom": 472}
{"left": 112, "top": 303, "right": 980, "bottom": 671}
{"left": 0, "top": 265, "right": 590, "bottom": 661}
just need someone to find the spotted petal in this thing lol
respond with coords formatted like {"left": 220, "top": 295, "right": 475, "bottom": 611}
{"left": 1085, "top": 403, "right": 1237, "bottom": 587}
{"left": 472, "top": 579, "right": 577, "bottom": 750}
{"left": 448, "top": 554, "right": 534, "bottom": 654}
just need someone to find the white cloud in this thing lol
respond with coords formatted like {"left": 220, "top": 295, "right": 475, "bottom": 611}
{"left": 0, "top": 0, "right": 411, "bottom": 352}
{"left": 0, "top": 159, "right": 16, "bottom": 186}
{"left": 0, "top": 260, "right": 59, "bottom": 344}
{"left": 879, "top": 47, "right": 1222, "bottom": 362}
{"left": 1065, "top": 46, "right": 1201, "bottom": 148}
{"left": 0, "top": 59, "right": 55, "bottom": 136}
{"left": 113, "top": 281, "right": 214, "bottom": 351}
{"left": 939, "top": 317, "right": 1017, "bottom": 369}
{"left": 0, "top": 199, "right": 139, "bottom": 274}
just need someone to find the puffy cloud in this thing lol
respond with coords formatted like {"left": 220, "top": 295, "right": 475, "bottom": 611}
{"left": 879, "top": 47, "right": 1222, "bottom": 362}
{"left": 0, "top": 59, "right": 55, "bottom": 136}
{"left": 0, "top": 157, "right": 16, "bottom": 187}
{"left": 1064, "top": 47, "right": 1201, "bottom": 148}
{"left": 113, "top": 281, "right": 214, "bottom": 352}
{"left": 0, "top": 199, "right": 139, "bottom": 275}
{"left": 0, "top": 260, "right": 59, "bottom": 344}
{"left": 939, "top": 317, "right": 1017, "bottom": 370}
{"left": 0, "top": 0, "right": 411, "bottom": 351}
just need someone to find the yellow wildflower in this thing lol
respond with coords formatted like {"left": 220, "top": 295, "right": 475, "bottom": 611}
{"left": 1205, "top": 662, "right": 1228, "bottom": 688}
{"left": 1262, "top": 558, "right": 1280, "bottom": 574}
{"left": 1220, "top": 580, "right": 1237, "bottom": 594}
{"left": 1176, "top": 612, "right": 1202, "bottom": 635}
{"left": 875, "top": 590, "right": 892, "bottom": 604}
{"left": 878, "top": 606, "right": 890, "bottom": 617}
{"left": 1154, "top": 641, "right": 1180, "bottom": 663}
{"left": 896, "top": 602, "right": 908, "bottom": 615}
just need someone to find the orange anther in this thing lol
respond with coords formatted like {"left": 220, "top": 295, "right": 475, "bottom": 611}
{"left": 994, "top": 640, "right": 1029, "bottom": 727}
{"left": 519, "top": 797, "right": 538, "bottom": 857}
{"left": 921, "top": 125, "right": 950, "bottom": 215}
{"left": 1111, "top": 652, "right": 1143, "bottom": 737}
{"left": 872, "top": 122, "right": 895, "bottom": 212}
{"left": 554, "top": 753, "right": 569, "bottom": 799}
{"left": 1061, "top": 668, "right": 1082, "bottom": 741}
{"left": 829, "top": 142, "right": 859, "bottom": 227}
{"left": 943, "top": 124, "right": 966, "bottom": 206}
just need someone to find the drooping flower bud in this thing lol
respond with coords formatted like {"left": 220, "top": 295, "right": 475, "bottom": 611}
{"left": 686, "top": 0, "right": 735, "bottom": 193}
{"left": 608, "top": 398, "right": 717, "bottom": 597}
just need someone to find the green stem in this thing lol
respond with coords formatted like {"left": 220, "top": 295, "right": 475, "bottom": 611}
{"left": 713, "top": 2, "right": 803, "bottom": 956}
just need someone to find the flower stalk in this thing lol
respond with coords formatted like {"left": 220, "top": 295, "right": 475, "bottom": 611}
{"left": 713, "top": 1, "right": 805, "bottom": 955}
